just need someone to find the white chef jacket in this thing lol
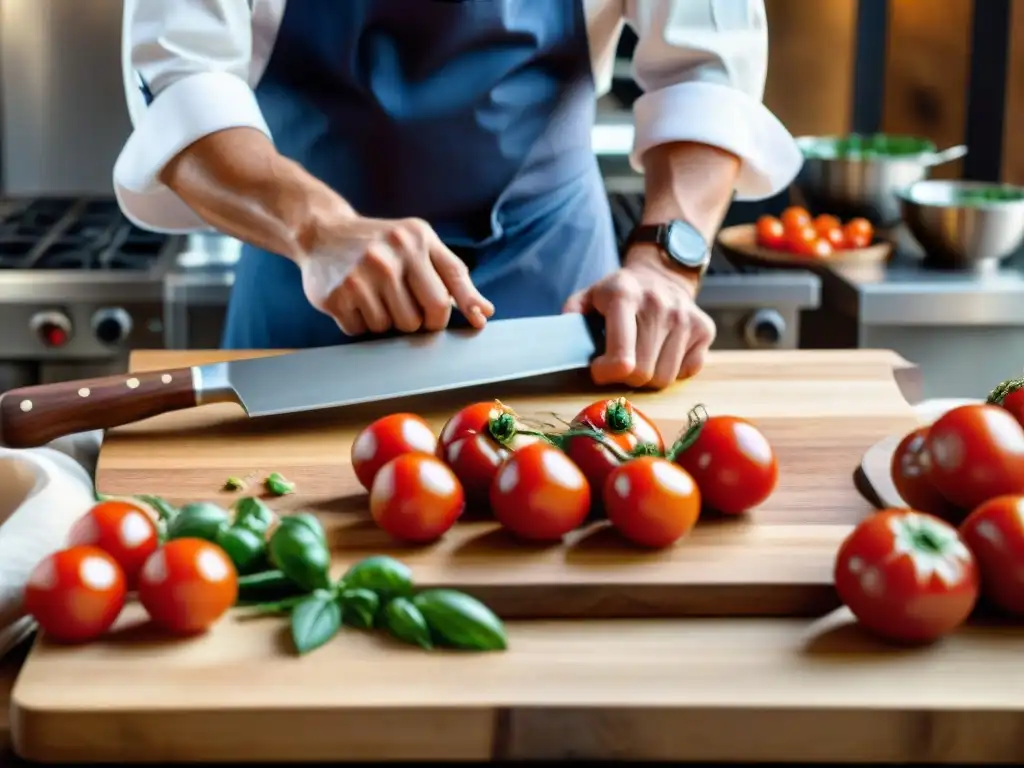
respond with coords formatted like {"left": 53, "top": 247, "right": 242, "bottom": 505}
{"left": 115, "top": 0, "right": 802, "bottom": 233}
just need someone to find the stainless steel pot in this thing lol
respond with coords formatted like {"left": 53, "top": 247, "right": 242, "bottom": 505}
{"left": 790, "top": 136, "right": 968, "bottom": 227}
{"left": 896, "top": 180, "right": 1024, "bottom": 272}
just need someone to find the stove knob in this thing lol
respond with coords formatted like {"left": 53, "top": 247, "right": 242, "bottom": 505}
{"left": 743, "top": 309, "right": 786, "bottom": 349}
{"left": 30, "top": 310, "right": 73, "bottom": 348}
{"left": 91, "top": 308, "right": 133, "bottom": 346}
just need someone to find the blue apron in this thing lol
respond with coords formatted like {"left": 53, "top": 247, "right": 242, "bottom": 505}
{"left": 222, "top": 0, "right": 619, "bottom": 349}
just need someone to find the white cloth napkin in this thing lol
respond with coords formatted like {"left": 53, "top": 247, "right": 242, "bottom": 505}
{"left": 0, "top": 431, "right": 101, "bottom": 657}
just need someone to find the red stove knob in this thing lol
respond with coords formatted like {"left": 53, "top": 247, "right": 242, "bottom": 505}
{"left": 30, "top": 310, "right": 73, "bottom": 348}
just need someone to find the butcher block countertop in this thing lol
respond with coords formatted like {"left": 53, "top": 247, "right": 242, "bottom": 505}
{"left": 10, "top": 349, "right": 1024, "bottom": 764}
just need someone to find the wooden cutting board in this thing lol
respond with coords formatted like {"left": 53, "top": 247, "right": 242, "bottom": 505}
{"left": 93, "top": 348, "right": 916, "bottom": 620}
{"left": 17, "top": 349, "right": 1024, "bottom": 765}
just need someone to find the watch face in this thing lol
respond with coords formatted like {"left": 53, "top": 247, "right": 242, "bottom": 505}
{"left": 665, "top": 221, "right": 709, "bottom": 268}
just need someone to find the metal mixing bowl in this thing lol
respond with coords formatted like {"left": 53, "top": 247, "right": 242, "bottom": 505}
{"left": 790, "top": 135, "right": 968, "bottom": 227}
{"left": 896, "top": 180, "right": 1024, "bottom": 271}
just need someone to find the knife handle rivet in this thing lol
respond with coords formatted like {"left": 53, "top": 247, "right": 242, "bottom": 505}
{"left": 161, "top": 374, "right": 172, "bottom": 384}
{"left": 78, "top": 387, "right": 91, "bottom": 398}
{"left": 19, "top": 400, "right": 32, "bottom": 412}
{"left": 126, "top": 377, "right": 140, "bottom": 390}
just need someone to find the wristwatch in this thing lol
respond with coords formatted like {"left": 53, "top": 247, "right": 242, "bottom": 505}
{"left": 626, "top": 220, "right": 711, "bottom": 278}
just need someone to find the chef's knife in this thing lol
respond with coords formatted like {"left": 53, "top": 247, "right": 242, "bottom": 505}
{"left": 0, "top": 313, "right": 605, "bottom": 449}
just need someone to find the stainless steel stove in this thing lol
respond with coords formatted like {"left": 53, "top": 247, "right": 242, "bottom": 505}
{"left": 0, "top": 197, "right": 182, "bottom": 389}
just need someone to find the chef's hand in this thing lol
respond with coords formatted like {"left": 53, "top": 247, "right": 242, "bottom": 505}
{"left": 563, "top": 248, "right": 716, "bottom": 389}
{"left": 298, "top": 215, "right": 495, "bottom": 336}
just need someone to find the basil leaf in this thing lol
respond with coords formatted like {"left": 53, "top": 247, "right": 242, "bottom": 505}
{"left": 290, "top": 591, "right": 342, "bottom": 655}
{"left": 265, "top": 472, "right": 296, "bottom": 496}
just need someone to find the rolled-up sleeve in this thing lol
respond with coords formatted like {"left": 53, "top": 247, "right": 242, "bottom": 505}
{"left": 624, "top": 0, "right": 802, "bottom": 200}
{"left": 114, "top": 0, "right": 271, "bottom": 232}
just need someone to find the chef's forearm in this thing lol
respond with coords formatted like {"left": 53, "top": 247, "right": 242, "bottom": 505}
{"left": 160, "top": 127, "right": 355, "bottom": 263}
{"left": 639, "top": 141, "right": 740, "bottom": 244}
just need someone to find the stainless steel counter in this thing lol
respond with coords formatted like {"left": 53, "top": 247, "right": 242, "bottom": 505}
{"left": 805, "top": 247, "right": 1024, "bottom": 399}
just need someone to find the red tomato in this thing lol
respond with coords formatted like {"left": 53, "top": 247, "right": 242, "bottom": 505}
{"left": 24, "top": 546, "right": 127, "bottom": 643}
{"left": 754, "top": 215, "right": 786, "bottom": 250}
{"left": 834, "top": 509, "right": 979, "bottom": 644}
{"left": 66, "top": 500, "right": 160, "bottom": 586}
{"left": 565, "top": 397, "right": 664, "bottom": 498}
{"left": 924, "top": 404, "right": 1024, "bottom": 510}
{"left": 812, "top": 214, "right": 841, "bottom": 234}
{"left": 960, "top": 495, "right": 1024, "bottom": 615}
{"left": 491, "top": 443, "right": 590, "bottom": 541}
{"left": 989, "top": 380, "right": 1024, "bottom": 429}
{"left": 371, "top": 453, "right": 465, "bottom": 542}
{"left": 818, "top": 226, "right": 846, "bottom": 250}
{"left": 806, "top": 238, "right": 834, "bottom": 259}
{"left": 889, "top": 427, "right": 960, "bottom": 521}
{"left": 138, "top": 539, "right": 238, "bottom": 635}
{"left": 437, "top": 401, "right": 539, "bottom": 504}
{"left": 351, "top": 412, "right": 438, "bottom": 491}
{"left": 604, "top": 457, "right": 701, "bottom": 548}
{"left": 845, "top": 216, "right": 874, "bottom": 241}
{"left": 780, "top": 206, "right": 811, "bottom": 231}
{"left": 674, "top": 415, "right": 777, "bottom": 515}
{"left": 786, "top": 224, "right": 818, "bottom": 253}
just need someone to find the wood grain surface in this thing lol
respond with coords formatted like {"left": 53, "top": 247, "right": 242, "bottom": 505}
{"left": 13, "top": 350, "right": 1024, "bottom": 764}
{"left": 93, "top": 349, "right": 918, "bottom": 620}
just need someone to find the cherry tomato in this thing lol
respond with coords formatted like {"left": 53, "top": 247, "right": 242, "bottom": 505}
{"left": 604, "top": 457, "right": 701, "bottom": 548}
{"left": 845, "top": 216, "right": 874, "bottom": 240}
{"left": 674, "top": 415, "right": 777, "bottom": 515}
{"left": 834, "top": 509, "right": 979, "bottom": 644}
{"left": 812, "top": 214, "right": 841, "bottom": 234}
{"left": 780, "top": 206, "right": 811, "bottom": 231}
{"left": 24, "top": 546, "right": 127, "bottom": 643}
{"left": 138, "top": 539, "right": 238, "bottom": 635}
{"left": 989, "top": 380, "right": 1024, "bottom": 429}
{"left": 371, "top": 453, "right": 465, "bottom": 542}
{"left": 438, "top": 401, "right": 539, "bottom": 505}
{"left": 806, "top": 238, "right": 834, "bottom": 259}
{"left": 786, "top": 224, "right": 818, "bottom": 253}
{"left": 960, "top": 495, "right": 1024, "bottom": 615}
{"left": 351, "top": 412, "right": 438, "bottom": 491}
{"left": 491, "top": 442, "right": 590, "bottom": 541}
{"left": 818, "top": 226, "right": 846, "bottom": 250}
{"left": 754, "top": 215, "right": 786, "bottom": 250}
{"left": 565, "top": 397, "right": 664, "bottom": 499}
{"left": 66, "top": 499, "right": 160, "bottom": 587}
{"left": 924, "top": 404, "right": 1024, "bottom": 510}
{"left": 889, "top": 427, "right": 960, "bottom": 521}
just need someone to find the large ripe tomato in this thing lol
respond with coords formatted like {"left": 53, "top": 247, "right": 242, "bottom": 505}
{"left": 889, "top": 427, "right": 960, "bottom": 521}
{"left": 491, "top": 442, "right": 590, "bottom": 541}
{"left": 351, "top": 412, "right": 438, "bottom": 491}
{"left": 604, "top": 457, "right": 701, "bottom": 548}
{"left": 24, "top": 546, "right": 127, "bottom": 643}
{"left": 924, "top": 404, "right": 1024, "bottom": 509}
{"left": 138, "top": 539, "right": 238, "bottom": 635}
{"left": 565, "top": 397, "right": 664, "bottom": 499}
{"left": 988, "top": 378, "right": 1024, "bottom": 429}
{"left": 673, "top": 415, "right": 777, "bottom": 515}
{"left": 370, "top": 453, "right": 465, "bottom": 542}
{"left": 754, "top": 215, "right": 786, "bottom": 250}
{"left": 960, "top": 495, "right": 1024, "bottom": 615}
{"left": 834, "top": 509, "right": 979, "bottom": 644}
{"left": 66, "top": 499, "right": 160, "bottom": 587}
{"left": 437, "top": 401, "right": 538, "bottom": 506}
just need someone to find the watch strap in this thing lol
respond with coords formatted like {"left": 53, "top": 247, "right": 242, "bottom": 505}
{"left": 626, "top": 224, "right": 666, "bottom": 249}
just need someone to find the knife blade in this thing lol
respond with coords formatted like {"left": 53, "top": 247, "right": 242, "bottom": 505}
{"left": 0, "top": 313, "right": 605, "bottom": 449}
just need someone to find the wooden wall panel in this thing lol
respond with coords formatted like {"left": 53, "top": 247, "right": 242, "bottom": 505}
{"left": 1002, "top": 0, "right": 1024, "bottom": 183}
{"left": 881, "top": 0, "right": 973, "bottom": 178}
{"left": 762, "top": 0, "right": 858, "bottom": 137}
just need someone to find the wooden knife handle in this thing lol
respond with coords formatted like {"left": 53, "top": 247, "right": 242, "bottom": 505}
{"left": 0, "top": 367, "right": 198, "bottom": 449}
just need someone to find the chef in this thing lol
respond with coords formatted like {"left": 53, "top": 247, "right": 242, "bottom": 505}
{"left": 114, "top": 0, "right": 801, "bottom": 389}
